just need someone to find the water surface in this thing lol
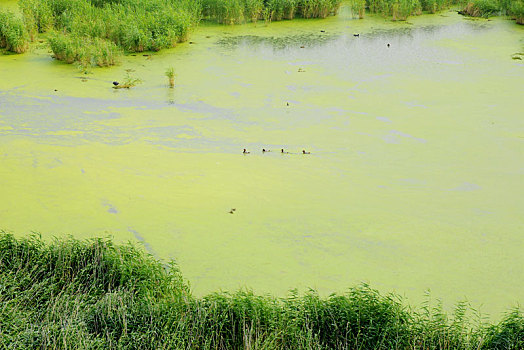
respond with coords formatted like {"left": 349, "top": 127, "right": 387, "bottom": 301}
{"left": 1, "top": 6, "right": 523, "bottom": 318}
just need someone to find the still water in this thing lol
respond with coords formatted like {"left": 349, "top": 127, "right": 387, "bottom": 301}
{"left": 1, "top": 5, "right": 523, "bottom": 318}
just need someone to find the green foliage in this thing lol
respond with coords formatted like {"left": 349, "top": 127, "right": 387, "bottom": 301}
{"left": 368, "top": 0, "right": 455, "bottom": 18}
{"left": 419, "top": 0, "right": 450, "bottom": 13}
{"left": 18, "top": 0, "right": 201, "bottom": 65}
{"left": 462, "top": 0, "right": 500, "bottom": 17}
{"left": 350, "top": 0, "right": 367, "bottom": 18}
{"left": 0, "top": 11, "right": 29, "bottom": 53}
{"left": 298, "top": 0, "right": 342, "bottom": 18}
{"left": 201, "top": 0, "right": 340, "bottom": 23}
{"left": 18, "top": 0, "right": 54, "bottom": 38}
{"left": 482, "top": 309, "right": 524, "bottom": 349}
{"left": 509, "top": 0, "right": 524, "bottom": 23}
{"left": 48, "top": 32, "right": 121, "bottom": 67}
{"left": 1, "top": 232, "right": 523, "bottom": 349}
{"left": 165, "top": 67, "right": 176, "bottom": 87}
{"left": 267, "top": 0, "right": 298, "bottom": 20}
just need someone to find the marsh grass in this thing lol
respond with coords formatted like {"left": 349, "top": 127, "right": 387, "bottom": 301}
{"left": 461, "top": 0, "right": 500, "bottom": 16}
{"left": 201, "top": 0, "right": 341, "bottom": 23}
{"left": 510, "top": 0, "right": 524, "bottom": 23}
{"left": 48, "top": 32, "right": 121, "bottom": 67}
{"left": 0, "top": 10, "right": 29, "bottom": 53}
{"left": 113, "top": 73, "right": 142, "bottom": 89}
{"left": 16, "top": 0, "right": 201, "bottom": 65}
{"left": 165, "top": 67, "right": 176, "bottom": 87}
{"left": 1, "top": 232, "right": 522, "bottom": 349}
{"left": 350, "top": 0, "right": 367, "bottom": 18}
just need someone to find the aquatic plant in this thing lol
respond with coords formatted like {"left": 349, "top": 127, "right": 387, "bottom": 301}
{"left": 17, "top": 0, "right": 201, "bottom": 64}
{"left": 113, "top": 72, "right": 142, "bottom": 89}
{"left": 0, "top": 11, "right": 29, "bottom": 53}
{"left": 267, "top": 0, "right": 298, "bottom": 20}
{"left": 1, "top": 232, "right": 523, "bottom": 349}
{"left": 461, "top": 0, "right": 500, "bottom": 17}
{"left": 298, "top": 0, "right": 342, "bottom": 18}
{"left": 350, "top": 0, "right": 367, "bottom": 18}
{"left": 509, "top": 0, "right": 524, "bottom": 23}
{"left": 201, "top": 0, "right": 341, "bottom": 23}
{"left": 48, "top": 32, "right": 121, "bottom": 67}
{"left": 165, "top": 67, "right": 176, "bottom": 87}
{"left": 18, "top": 0, "right": 53, "bottom": 40}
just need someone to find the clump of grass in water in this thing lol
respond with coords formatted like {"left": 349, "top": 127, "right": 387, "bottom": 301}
{"left": 0, "top": 10, "right": 29, "bottom": 53}
{"left": 165, "top": 67, "right": 176, "bottom": 88}
{"left": 18, "top": 0, "right": 201, "bottom": 65}
{"left": 461, "top": 0, "right": 500, "bottom": 17}
{"left": 1, "top": 232, "right": 523, "bottom": 348}
{"left": 113, "top": 73, "right": 142, "bottom": 89}
{"left": 48, "top": 32, "right": 121, "bottom": 67}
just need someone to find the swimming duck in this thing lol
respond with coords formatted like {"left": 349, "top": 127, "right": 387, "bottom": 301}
{"left": 112, "top": 81, "right": 119, "bottom": 86}
{"left": 243, "top": 149, "right": 250, "bottom": 154}
{"left": 302, "top": 150, "right": 310, "bottom": 154}
{"left": 281, "top": 149, "right": 289, "bottom": 154}
{"left": 262, "top": 149, "right": 271, "bottom": 153}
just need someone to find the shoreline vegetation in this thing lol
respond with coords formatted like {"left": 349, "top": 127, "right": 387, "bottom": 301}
{"left": 1, "top": 233, "right": 522, "bottom": 349}
{"left": 0, "top": 0, "right": 523, "bottom": 66}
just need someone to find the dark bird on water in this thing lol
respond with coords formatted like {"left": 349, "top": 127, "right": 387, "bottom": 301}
{"left": 354, "top": 34, "right": 360, "bottom": 37}
{"left": 302, "top": 150, "right": 310, "bottom": 154}
{"left": 387, "top": 43, "right": 390, "bottom": 47}
{"left": 112, "top": 81, "right": 119, "bottom": 86}
{"left": 281, "top": 149, "right": 289, "bottom": 154}
{"left": 286, "top": 102, "right": 289, "bottom": 106}
{"left": 262, "top": 149, "right": 271, "bottom": 153}
{"left": 229, "top": 208, "right": 236, "bottom": 214}
{"left": 243, "top": 149, "right": 250, "bottom": 154}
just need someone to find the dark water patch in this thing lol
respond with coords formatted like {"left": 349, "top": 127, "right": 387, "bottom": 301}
{"left": 216, "top": 33, "right": 339, "bottom": 51}
{"left": 127, "top": 227, "right": 154, "bottom": 254}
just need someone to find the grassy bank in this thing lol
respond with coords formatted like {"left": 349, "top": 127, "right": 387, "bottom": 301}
{"left": 1, "top": 0, "right": 342, "bottom": 65}
{"left": 1, "top": 232, "right": 522, "bottom": 349}
{"left": 0, "top": 10, "right": 29, "bottom": 53}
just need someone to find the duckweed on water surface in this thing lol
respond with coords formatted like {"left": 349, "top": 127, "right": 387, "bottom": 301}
{"left": 1, "top": 233, "right": 523, "bottom": 349}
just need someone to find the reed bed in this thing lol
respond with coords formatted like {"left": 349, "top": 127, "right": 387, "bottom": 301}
{"left": 459, "top": 0, "right": 523, "bottom": 20}
{"left": 0, "top": 10, "right": 29, "bottom": 53}
{"left": 15, "top": 0, "right": 201, "bottom": 65}
{"left": 1, "top": 232, "right": 522, "bottom": 349}
{"left": 201, "top": 0, "right": 342, "bottom": 24}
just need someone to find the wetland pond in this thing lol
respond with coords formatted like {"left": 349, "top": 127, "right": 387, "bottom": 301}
{"left": 1, "top": 5, "right": 523, "bottom": 318}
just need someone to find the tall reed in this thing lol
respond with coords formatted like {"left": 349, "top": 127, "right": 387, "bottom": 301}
{"left": 0, "top": 11, "right": 29, "bottom": 53}
{"left": 1, "top": 232, "right": 523, "bottom": 349}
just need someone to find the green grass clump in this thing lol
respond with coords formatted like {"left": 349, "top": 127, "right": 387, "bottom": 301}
{"left": 298, "top": 0, "right": 343, "bottom": 18}
{"left": 461, "top": 0, "right": 500, "bottom": 16}
{"left": 201, "top": 0, "right": 341, "bottom": 23}
{"left": 48, "top": 32, "right": 121, "bottom": 67}
{"left": 18, "top": 0, "right": 201, "bottom": 65}
{"left": 367, "top": 0, "right": 458, "bottom": 19}
{"left": 266, "top": 0, "right": 298, "bottom": 21}
{"left": 509, "top": 0, "right": 524, "bottom": 23}
{"left": 350, "top": 0, "right": 367, "bottom": 18}
{"left": 165, "top": 66, "right": 176, "bottom": 87}
{"left": 0, "top": 11, "right": 29, "bottom": 53}
{"left": 1, "top": 232, "right": 523, "bottom": 349}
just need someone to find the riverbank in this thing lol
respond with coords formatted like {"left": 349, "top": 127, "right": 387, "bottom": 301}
{"left": 1, "top": 233, "right": 522, "bottom": 349}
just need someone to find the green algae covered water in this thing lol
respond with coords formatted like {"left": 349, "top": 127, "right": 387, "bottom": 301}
{"left": 1, "top": 4, "right": 523, "bottom": 318}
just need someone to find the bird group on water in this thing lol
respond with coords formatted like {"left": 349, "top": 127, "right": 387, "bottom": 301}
{"left": 243, "top": 148, "right": 310, "bottom": 154}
